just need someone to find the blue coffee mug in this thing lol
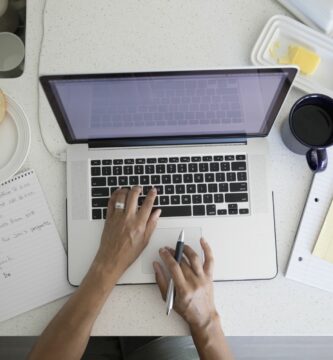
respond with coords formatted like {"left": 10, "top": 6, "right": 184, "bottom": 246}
{"left": 281, "top": 94, "right": 333, "bottom": 172}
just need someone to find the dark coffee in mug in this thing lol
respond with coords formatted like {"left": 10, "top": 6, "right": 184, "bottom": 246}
{"left": 292, "top": 104, "right": 333, "bottom": 147}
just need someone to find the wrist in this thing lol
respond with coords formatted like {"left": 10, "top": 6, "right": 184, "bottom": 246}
{"left": 93, "top": 249, "right": 125, "bottom": 279}
{"left": 190, "top": 311, "right": 233, "bottom": 360}
{"left": 189, "top": 310, "right": 221, "bottom": 335}
{"left": 84, "top": 258, "right": 120, "bottom": 294}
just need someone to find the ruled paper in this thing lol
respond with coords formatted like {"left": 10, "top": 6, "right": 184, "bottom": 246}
{"left": 286, "top": 147, "right": 333, "bottom": 292}
{"left": 313, "top": 199, "right": 333, "bottom": 263}
{"left": 0, "top": 170, "right": 74, "bottom": 322}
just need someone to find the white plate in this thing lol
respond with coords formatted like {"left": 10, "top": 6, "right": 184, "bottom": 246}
{"left": 251, "top": 15, "right": 333, "bottom": 97}
{"left": 0, "top": 94, "right": 31, "bottom": 183}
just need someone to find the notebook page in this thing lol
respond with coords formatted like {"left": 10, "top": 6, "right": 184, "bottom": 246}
{"left": 286, "top": 147, "right": 333, "bottom": 292}
{"left": 0, "top": 170, "right": 74, "bottom": 322}
{"left": 312, "top": 199, "right": 333, "bottom": 263}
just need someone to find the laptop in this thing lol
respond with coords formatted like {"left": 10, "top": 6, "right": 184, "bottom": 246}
{"left": 40, "top": 67, "right": 297, "bottom": 286}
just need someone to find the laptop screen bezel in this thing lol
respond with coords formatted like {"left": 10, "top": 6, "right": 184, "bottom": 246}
{"left": 39, "top": 67, "right": 298, "bottom": 146}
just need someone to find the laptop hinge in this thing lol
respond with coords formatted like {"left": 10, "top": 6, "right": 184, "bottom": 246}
{"left": 88, "top": 137, "right": 247, "bottom": 149}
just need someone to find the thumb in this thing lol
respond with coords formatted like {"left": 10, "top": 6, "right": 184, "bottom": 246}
{"left": 153, "top": 261, "right": 168, "bottom": 301}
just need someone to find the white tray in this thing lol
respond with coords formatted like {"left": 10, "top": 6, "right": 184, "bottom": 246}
{"left": 251, "top": 15, "right": 333, "bottom": 98}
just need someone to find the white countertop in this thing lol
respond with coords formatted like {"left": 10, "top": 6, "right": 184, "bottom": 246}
{"left": 1, "top": 0, "right": 333, "bottom": 336}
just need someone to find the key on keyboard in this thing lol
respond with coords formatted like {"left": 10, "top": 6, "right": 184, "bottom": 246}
{"left": 90, "top": 154, "right": 250, "bottom": 219}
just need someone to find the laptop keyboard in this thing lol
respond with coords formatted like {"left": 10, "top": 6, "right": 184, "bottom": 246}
{"left": 90, "top": 154, "right": 249, "bottom": 220}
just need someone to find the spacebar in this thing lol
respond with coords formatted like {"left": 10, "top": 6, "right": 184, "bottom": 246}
{"left": 155, "top": 206, "right": 192, "bottom": 217}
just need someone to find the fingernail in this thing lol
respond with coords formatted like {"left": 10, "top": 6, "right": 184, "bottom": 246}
{"left": 153, "top": 261, "right": 159, "bottom": 273}
{"left": 166, "top": 246, "right": 173, "bottom": 251}
{"left": 154, "top": 209, "right": 162, "bottom": 219}
{"left": 159, "top": 247, "right": 166, "bottom": 253}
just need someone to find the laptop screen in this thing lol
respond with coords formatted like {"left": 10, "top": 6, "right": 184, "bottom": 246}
{"left": 40, "top": 68, "right": 297, "bottom": 144}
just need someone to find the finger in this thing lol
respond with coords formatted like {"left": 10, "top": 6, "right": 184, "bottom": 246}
{"left": 125, "top": 186, "right": 142, "bottom": 215}
{"left": 138, "top": 187, "right": 157, "bottom": 223}
{"left": 179, "top": 257, "right": 194, "bottom": 279}
{"left": 166, "top": 247, "right": 195, "bottom": 279}
{"left": 159, "top": 247, "right": 186, "bottom": 288}
{"left": 166, "top": 246, "right": 175, "bottom": 255}
{"left": 201, "top": 238, "right": 214, "bottom": 278}
{"left": 106, "top": 188, "right": 121, "bottom": 218}
{"left": 182, "top": 244, "right": 204, "bottom": 276}
{"left": 113, "top": 188, "right": 129, "bottom": 214}
{"left": 144, "top": 209, "right": 161, "bottom": 244}
{"left": 153, "top": 261, "right": 168, "bottom": 301}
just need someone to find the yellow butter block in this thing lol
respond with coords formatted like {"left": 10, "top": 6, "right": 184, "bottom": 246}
{"left": 313, "top": 199, "right": 333, "bottom": 264}
{"left": 287, "top": 45, "right": 321, "bottom": 75}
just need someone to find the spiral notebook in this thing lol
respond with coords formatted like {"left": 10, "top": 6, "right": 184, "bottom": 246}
{"left": 0, "top": 170, "right": 74, "bottom": 322}
{"left": 286, "top": 147, "right": 333, "bottom": 292}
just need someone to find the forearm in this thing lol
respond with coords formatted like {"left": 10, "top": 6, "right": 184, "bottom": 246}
{"left": 190, "top": 313, "right": 233, "bottom": 360}
{"left": 28, "top": 262, "right": 118, "bottom": 360}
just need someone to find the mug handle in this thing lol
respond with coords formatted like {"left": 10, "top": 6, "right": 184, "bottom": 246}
{"left": 306, "top": 148, "right": 328, "bottom": 172}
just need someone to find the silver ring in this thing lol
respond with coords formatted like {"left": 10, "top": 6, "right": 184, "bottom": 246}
{"left": 115, "top": 202, "right": 125, "bottom": 210}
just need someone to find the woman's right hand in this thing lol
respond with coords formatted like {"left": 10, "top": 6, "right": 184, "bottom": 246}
{"left": 153, "top": 238, "right": 219, "bottom": 331}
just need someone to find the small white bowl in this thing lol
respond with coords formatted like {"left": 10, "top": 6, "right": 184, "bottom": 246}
{"left": 0, "top": 32, "right": 25, "bottom": 77}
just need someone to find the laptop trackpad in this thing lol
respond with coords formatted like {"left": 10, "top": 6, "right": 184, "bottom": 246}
{"left": 142, "top": 227, "right": 202, "bottom": 275}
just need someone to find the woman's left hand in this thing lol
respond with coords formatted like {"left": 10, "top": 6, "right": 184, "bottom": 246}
{"left": 92, "top": 186, "right": 161, "bottom": 280}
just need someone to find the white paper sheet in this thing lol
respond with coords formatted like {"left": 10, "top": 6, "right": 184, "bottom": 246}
{"left": 278, "top": 0, "right": 333, "bottom": 35}
{"left": 286, "top": 148, "right": 333, "bottom": 292}
{"left": 0, "top": 170, "right": 74, "bottom": 322}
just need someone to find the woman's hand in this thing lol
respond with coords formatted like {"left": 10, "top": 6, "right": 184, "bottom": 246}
{"left": 153, "top": 238, "right": 219, "bottom": 331}
{"left": 28, "top": 187, "right": 161, "bottom": 360}
{"left": 93, "top": 186, "right": 161, "bottom": 280}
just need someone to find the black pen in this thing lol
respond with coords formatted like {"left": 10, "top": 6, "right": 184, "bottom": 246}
{"left": 166, "top": 229, "right": 184, "bottom": 315}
